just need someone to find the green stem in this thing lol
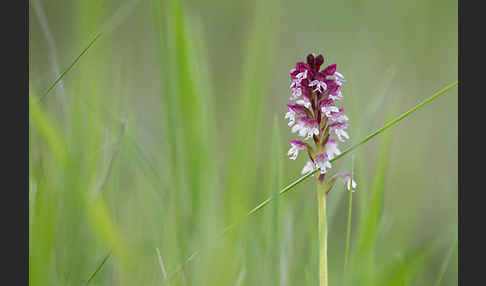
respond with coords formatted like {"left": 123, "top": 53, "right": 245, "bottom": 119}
{"left": 317, "top": 179, "right": 330, "bottom": 286}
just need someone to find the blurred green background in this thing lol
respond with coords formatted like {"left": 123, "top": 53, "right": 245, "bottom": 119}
{"left": 29, "top": 0, "right": 457, "bottom": 285}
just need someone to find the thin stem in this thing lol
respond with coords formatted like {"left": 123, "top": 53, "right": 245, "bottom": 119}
{"left": 317, "top": 180, "right": 330, "bottom": 286}
{"left": 86, "top": 251, "right": 111, "bottom": 285}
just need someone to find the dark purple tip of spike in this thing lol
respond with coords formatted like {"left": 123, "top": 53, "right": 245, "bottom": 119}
{"left": 306, "top": 54, "right": 315, "bottom": 66}
{"left": 315, "top": 54, "right": 324, "bottom": 68}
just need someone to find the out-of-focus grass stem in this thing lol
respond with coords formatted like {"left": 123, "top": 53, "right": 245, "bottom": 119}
{"left": 343, "top": 156, "right": 355, "bottom": 286}
{"left": 433, "top": 233, "right": 458, "bottom": 286}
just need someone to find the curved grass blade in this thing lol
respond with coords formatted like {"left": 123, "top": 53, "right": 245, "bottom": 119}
{"left": 39, "top": 33, "right": 102, "bottom": 102}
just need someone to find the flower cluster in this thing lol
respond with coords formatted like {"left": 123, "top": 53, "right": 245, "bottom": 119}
{"left": 285, "top": 53, "right": 356, "bottom": 190}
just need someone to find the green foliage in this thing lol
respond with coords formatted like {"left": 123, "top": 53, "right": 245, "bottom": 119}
{"left": 29, "top": 0, "right": 457, "bottom": 285}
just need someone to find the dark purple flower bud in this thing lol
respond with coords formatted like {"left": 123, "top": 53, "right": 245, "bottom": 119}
{"left": 321, "top": 64, "right": 337, "bottom": 76}
{"left": 307, "top": 54, "right": 315, "bottom": 66}
{"left": 315, "top": 54, "right": 324, "bottom": 68}
{"left": 325, "top": 79, "right": 340, "bottom": 94}
{"left": 287, "top": 104, "right": 309, "bottom": 114}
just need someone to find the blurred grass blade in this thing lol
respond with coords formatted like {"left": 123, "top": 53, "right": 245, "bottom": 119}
{"left": 342, "top": 155, "right": 355, "bottom": 286}
{"left": 376, "top": 244, "right": 433, "bottom": 286}
{"left": 225, "top": 0, "right": 281, "bottom": 223}
{"left": 356, "top": 126, "right": 393, "bottom": 284}
{"left": 352, "top": 65, "right": 396, "bottom": 220}
{"left": 433, "top": 233, "right": 458, "bottom": 286}
{"left": 32, "top": 0, "right": 66, "bottom": 103}
{"left": 156, "top": 248, "right": 170, "bottom": 285}
{"left": 29, "top": 94, "right": 69, "bottom": 163}
{"left": 270, "top": 117, "right": 283, "bottom": 286}
{"left": 40, "top": 33, "right": 101, "bottom": 101}
{"left": 95, "top": 117, "right": 127, "bottom": 198}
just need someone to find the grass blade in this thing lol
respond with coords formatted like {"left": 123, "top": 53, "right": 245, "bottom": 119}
{"left": 270, "top": 117, "right": 283, "bottom": 286}
{"left": 86, "top": 251, "right": 111, "bottom": 284}
{"left": 356, "top": 126, "right": 393, "bottom": 285}
{"left": 376, "top": 244, "right": 433, "bottom": 286}
{"left": 156, "top": 248, "right": 170, "bottom": 285}
{"left": 433, "top": 233, "right": 458, "bottom": 286}
{"left": 329, "top": 81, "right": 458, "bottom": 163}
{"left": 39, "top": 33, "right": 102, "bottom": 101}
{"left": 95, "top": 117, "right": 127, "bottom": 198}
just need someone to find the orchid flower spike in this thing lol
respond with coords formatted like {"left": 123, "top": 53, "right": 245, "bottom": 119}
{"left": 285, "top": 53, "right": 355, "bottom": 187}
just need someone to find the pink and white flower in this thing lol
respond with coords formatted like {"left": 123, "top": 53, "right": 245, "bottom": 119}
{"left": 290, "top": 86, "right": 302, "bottom": 100}
{"left": 325, "top": 138, "right": 341, "bottom": 160}
{"left": 328, "top": 108, "right": 349, "bottom": 122}
{"left": 285, "top": 104, "right": 308, "bottom": 126}
{"left": 314, "top": 152, "right": 332, "bottom": 174}
{"left": 329, "top": 122, "right": 349, "bottom": 142}
{"left": 296, "top": 97, "right": 312, "bottom": 109}
{"left": 301, "top": 160, "right": 315, "bottom": 174}
{"left": 309, "top": 80, "right": 328, "bottom": 93}
{"left": 320, "top": 99, "right": 340, "bottom": 117}
{"left": 286, "top": 53, "right": 354, "bottom": 187}
{"left": 344, "top": 172, "right": 357, "bottom": 191}
{"left": 291, "top": 117, "right": 319, "bottom": 140}
{"left": 300, "top": 153, "right": 332, "bottom": 175}
{"left": 287, "top": 140, "right": 308, "bottom": 160}
{"left": 334, "top": 71, "right": 345, "bottom": 85}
